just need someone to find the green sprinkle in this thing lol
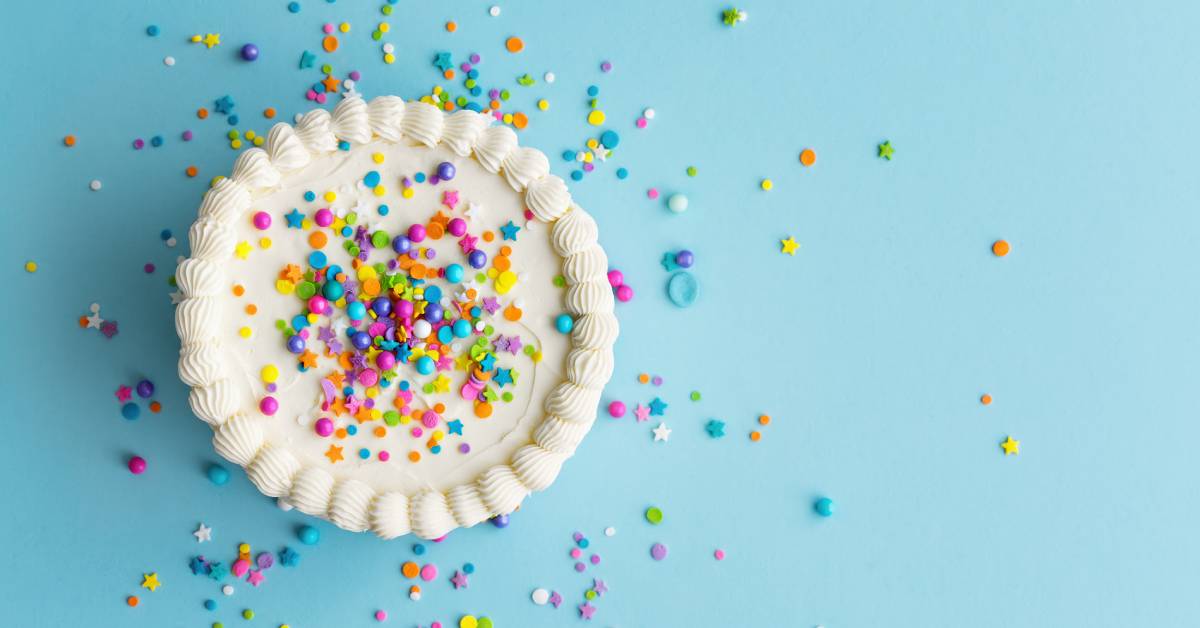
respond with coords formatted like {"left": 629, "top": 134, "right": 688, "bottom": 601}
{"left": 686, "top": 166, "right": 697, "bottom": 177}
{"left": 552, "top": 275, "right": 566, "bottom": 287}
{"left": 690, "top": 391, "right": 702, "bottom": 401}
{"left": 645, "top": 506, "right": 664, "bottom": 525}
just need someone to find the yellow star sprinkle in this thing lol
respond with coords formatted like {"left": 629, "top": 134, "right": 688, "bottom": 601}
{"left": 234, "top": 241, "right": 252, "bottom": 259}
{"left": 780, "top": 237, "right": 800, "bottom": 256}
{"left": 202, "top": 33, "right": 220, "bottom": 48}
{"left": 432, "top": 374, "right": 451, "bottom": 393}
{"left": 141, "top": 573, "right": 161, "bottom": 592}
{"left": 1001, "top": 436, "right": 1020, "bottom": 456}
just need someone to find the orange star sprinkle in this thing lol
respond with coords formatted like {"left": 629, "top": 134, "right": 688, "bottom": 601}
{"left": 325, "top": 445, "right": 344, "bottom": 463}
{"left": 299, "top": 350, "right": 318, "bottom": 369}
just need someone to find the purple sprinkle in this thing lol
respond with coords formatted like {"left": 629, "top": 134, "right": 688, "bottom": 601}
{"left": 488, "top": 88, "right": 499, "bottom": 99}
{"left": 133, "top": 138, "right": 145, "bottom": 150}
{"left": 182, "top": 130, "right": 193, "bottom": 141}
{"left": 573, "top": 562, "right": 585, "bottom": 572}
{"left": 651, "top": 376, "right": 663, "bottom": 386}
{"left": 348, "top": 70, "right": 361, "bottom": 81}
{"left": 650, "top": 542, "right": 668, "bottom": 561}
{"left": 458, "top": 443, "right": 470, "bottom": 453}
{"left": 600, "top": 60, "right": 612, "bottom": 72}
{"left": 266, "top": 383, "right": 277, "bottom": 393}
{"left": 469, "top": 53, "right": 480, "bottom": 63}
{"left": 589, "top": 554, "right": 600, "bottom": 565}
{"left": 582, "top": 162, "right": 595, "bottom": 172}
{"left": 425, "top": 249, "right": 437, "bottom": 260}
{"left": 573, "top": 532, "right": 584, "bottom": 542}
{"left": 144, "top": 263, "right": 155, "bottom": 273}
{"left": 460, "top": 62, "right": 471, "bottom": 72}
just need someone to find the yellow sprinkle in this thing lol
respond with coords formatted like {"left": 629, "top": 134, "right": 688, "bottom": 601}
{"left": 401, "top": 187, "right": 414, "bottom": 199}
{"left": 245, "top": 130, "right": 257, "bottom": 140}
{"left": 582, "top": 152, "right": 594, "bottom": 164}
{"left": 323, "top": 191, "right": 337, "bottom": 202}
{"left": 537, "top": 99, "right": 549, "bottom": 111}
{"left": 253, "top": 136, "right": 264, "bottom": 147}
{"left": 372, "top": 152, "right": 385, "bottom": 163}
{"left": 531, "top": 351, "right": 542, "bottom": 363}
{"left": 760, "top": 178, "right": 774, "bottom": 191}
{"left": 261, "top": 365, "right": 279, "bottom": 383}
{"left": 230, "top": 139, "right": 242, "bottom": 149}
{"left": 275, "top": 279, "right": 295, "bottom": 294}
{"left": 24, "top": 261, "right": 37, "bottom": 273}
{"left": 235, "top": 242, "right": 253, "bottom": 259}
{"left": 339, "top": 22, "right": 351, "bottom": 33}
{"left": 432, "top": 85, "right": 443, "bottom": 95}
{"left": 384, "top": 53, "right": 395, "bottom": 64}
{"left": 259, "top": 237, "right": 272, "bottom": 249}
{"left": 587, "top": 110, "right": 606, "bottom": 126}
{"left": 502, "top": 113, "right": 513, "bottom": 124}
{"left": 190, "top": 35, "right": 202, "bottom": 43}
{"left": 238, "top": 543, "right": 250, "bottom": 554}
{"left": 301, "top": 218, "right": 313, "bottom": 229}
{"left": 306, "top": 312, "right": 318, "bottom": 324}
{"left": 366, "top": 386, "right": 380, "bottom": 398}
{"left": 373, "top": 185, "right": 386, "bottom": 197}
{"left": 486, "top": 268, "right": 499, "bottom": 279}
{"left": 379, "top": 22, "right": 390, "bottom": 33}
{"left": 239, "top": 326, "right": 252, "bottom": 338}
{"left": 432, "top": 429, "right": 445, "bottom": 440}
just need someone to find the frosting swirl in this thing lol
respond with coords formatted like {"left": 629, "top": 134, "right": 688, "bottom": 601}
{"left": 295, "top": 108, "right": 337, "bottom": 153}
{"left": 288, "top": 467, "right": 336, "bottom": 516}
{"left": 501, "top": 147, "right": 550, "bottom": 192}
{"left": 212, "top": 413, "right": 265, "bottom": 465}
{"left": 525, "top": 175, "right": 571, "bottom": 223}
{"left": 473, "top": 125, "right": 517, "bottom": 173}
{"left": 551, "top": 206, "right": 599, "bottom": 257}
{"left": 370, "top": 491, "right": 412, "bottom": 539}
{"left": 232, "top": 148, "right": 281, "bottom": 190}
{"left": 401, "top": 101, "right": 444, "bottom": 147}
{"left": 246, "top": 445, "right": 301, "bottom": 497}
{"left": 188, "top": 379, "right": 236, "bottom": 426}
{"left": 198, "top": 178, "right": 251, "bottom": 226}
{"left": 446, "top": 485, "right": 490, "bottom": 528}
{"left": 409, "top": 490, "right": 456, "bottom": 539}
{"left": 368, "top": 96, "right": 406, "bottom": 142}
{"left": 441, "top": 109, "right": 490, "bottom": 156}
{"left": 332, "top": 95, "right": 371, "bottom": 145}
{"left": 329, "top": 480, "right": 375, "bottom": 532}
{"left": 266, "top": 123, "right": 311, "bottom": 171}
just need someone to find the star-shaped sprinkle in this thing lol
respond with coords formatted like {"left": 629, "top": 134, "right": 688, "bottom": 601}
{"left": 208, "top": 561, "right": 228, "bottom": 580}
{"left": 246, "top": 570, "right": 265, "bottom": 587}
{"left": 299, "top": 50, "right": 316, "bottom": 69}
{"left": 706, "top": 419, "right": 726, "bottom": 438}
{"left": 100, "top": 320, "right": 119, "bottom": 338}
{"left": 722, "top": 7, "right": 747, "bottom": 26}
{"left": 299, "top": 350, "right": 318, "bottom": 369}
{"left": 234, "top": 241, "right": 252, "bottom": 259}
{"left": 780, "top": 236, "right": 800, "bottom": 256}
{"left": 499, "top": 220, "right": 521, "bottom": 241}
{"left": 193, "top": 523, "right": 212, "bottom": 543}
{"left": 878, "top": 140, "right": 895, "bottom": 160}
{"left": 321, "top": 74, "right": 340, "bottom": 93}
{"left": 652, "top": 422, "right": 672, "bottom": 442}
{"left": 633, "top": 404, "right": 650, "bottom": 422}
{"left": 86, "top": 312, "right": 104, "bottom": 329}
{"left": 493, "top": 368, "right": 514, "bottom": 387}
{"left": 549, "top": 591, "right": 563, "bottom": 608}
{"left": 648, "top": 397, "right": 668, "bottom": 416}
{"left": 578, "top": 601, "right": 596, "bottom": 620}
{"left": 1001, "top": 436, "right": 1020, "bottom": 456}
{"left": 213, "top": 94, "right": 235, "bottom": 114}
{"left": 442, "top": 189, "right": 459, "bottom": 210}
{"left": 493, "top": 336, "right": 510, "bottom": 353}
{"left": 325, "top": 444, "right": 344, "bottom": 463}
{"left": 189, "top": 556, "right": 208, "bottom": 575}
{"left": 446, "top": 419, "right": 463, "bottom": 435}
{"left": 433, "top": 51, "right": 453, "bottom": 71}
{"left": 464, "top": 201, "right": 483, "bottom": 221}
{"left": 592, "top": 578, "right": 608, "bottom": 595}
{"left": 450, "top": 570, "right": 469, "bottom": 589}
{"left": 116, "top": 386, "right": 132, "bottom": 402}
{"left": 279, "top": 547, "right": 300, "bottom": 567}
{"left": 201, "top": 33, "right": 220, "bottom": 48}
{"left": 479, "top": 353, "right": 497, "bottom": 372}
{"left": 458, "top": 233, "right": 478, "bottom": 253}
{"left": 481, "top": 297, "right": 500, "bottom": 314}
{"left": 169, "top": 290, "right": 184, "bottom": 305}
{"left": 285, "top": 208, "right": 305, "bottom": 228}
{"left": 141, "top": 573, "right": 161, "bottom": 591}
{"left": 661, "top": 252, "right": 680, "bottom": 271}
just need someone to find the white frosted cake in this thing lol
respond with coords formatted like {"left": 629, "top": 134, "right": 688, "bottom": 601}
{"left": 175, "top": 94, "right": 617, "bottom": 539}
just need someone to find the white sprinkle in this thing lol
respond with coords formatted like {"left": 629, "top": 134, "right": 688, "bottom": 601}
{"left": 531, "top": 588, "right": 550, "bottom": 605}
{"left": 409, "top": 590, "right": 421, "bottom": 601}
{"left": 166, "top": 237, "right": 177, "bottom": 247}
{"left": 89, "top": 179, "right": 102, "bottom": 191}
{"left": 489, "top": 5, "right": 501, "bottom": 16}
{"left": 277, "top": 498, "right": 294, "bottom": 512}
{"left": 544, "top": 71, "right": 555, "bottom": 83}
{"left": 222, "top": 584, "right": 234, "bottom": 596}
{"left": 604, "top": 526, "right": 616, "bottom": 537}
{"left": 163, "top": 56, "right": 176, "bottom": 66}
{"left": 343, "top": 79, "right": 355, "bottom": 90}
{"left": 383, "top": 42, "right": 395, "bottom": 54}
{"left": 294, "top": 113, "right": 303, "bottom": 123}
{"left": 643, "top": 108, "right": 656, "bottom": 119}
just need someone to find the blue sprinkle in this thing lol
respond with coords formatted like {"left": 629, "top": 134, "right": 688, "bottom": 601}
{"left": 378, "top": 204, "right": 389, "bottom": 216}
{"left": 227, "top": 114, "right": 239, "bottom": 126}
{"left": 467, "top": 69, "right": 479, "bottom": 79}
{"left": 150, "top": 135, "right": 164, "bottom": 147}
{"left": 347, "top": 424, "right": 358, "bottom": 435}
{"left": 160, "top": 229, "right": 172, "bottom": 240}
{"left": 364, "top": 170, "right": 381, "bottom": 187}
{"left": 578, "top": 538, "right": 589, "bottom": 548}
{"left": 463, "top": 563, "right": 475, "bottom": 574}
{"left": 204, "top": 599, "right": 217, "bottom": 611}
{"left": 304, "top": 191, "right": 316, "bottom": 201}
{"left": 600, "top": 130, "right": 620, "bottom": 148}
{"left": 338, "top": 140, "right": 350, "bottom": 151}
{"left": 431, "top": 445, "right": 442, "bottom": 454}
{"left": 287, "top": 1, "right": 301, "bottom": 12}
{"left": 570, "top": 170, "right": 584, "bottom": 181}
{"left": 358, "top": 448, "right": 370, "bottom": 459}
{"left": 469, "top": 86, "right": 482, "bottom": 97}
{"left": 616, "top": 167, "right": 628, "bottom": 179}
{"left": 146, "top": 25, "right": 160, "bottom": 37}
{"left": 414, "top": 172, "right": 426, "bottom": 183}
{"left": 586, "top": 85, "right": 599, "bottom": 97}
{"left": 207, "top": 464, "right": 231, "bottom": 485}
{"left": 121, "top": 402, "right": 140, "bottom": 420}
{"left": 562, "top": 150, "right": 575, "bottom": 162}
{"left": 413, "top": 543, "right": 426, "bottom": 555}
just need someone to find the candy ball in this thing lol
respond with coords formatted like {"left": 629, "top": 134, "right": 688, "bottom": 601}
{"left": 392, "top": 234, "right": 412, "bottom": 254}
{"left": 667, "top": 193, "right": 689, "bottom": 213}
{"left": 416, "top": 356, "right": 435, "bottom": 375}
{"left": 347, "top": 301, "right": 367, "bottom": 321}
{"left": 452, "top": 319, "right": 471, "bottom": 338}
{"left": 607, "top": 400, "right": 627, "bottom": 418}
{"left": 240, "top": 43, "right": 260, "bottom": 61}
{"left": 207, "top": 464, "right": 231, "bottom": 485}
{"left": 407, "top": 224, "right": 426, "bottom": 243}
{"left": 252, "top": 211, "right": 271, "bottom": 230}
{"left": 675, "top": 249, "right": 695, "bottom": 268}
{"left": 352, "top": 331, "right": 372, "bottom": 350}
{"left": 371, "top": 297, "right": 392, "bottom": 317}
{"left": 322, "top": 280, "right": 344, "bottom": 300}
{"left": 297, "top": 525, "right": 321, "bottom": 545}
{"left": 468, "top": 249, "right": 488, "bottom": 269}
{"left": 447, "top": 218, "right": 467, "bottom": 237}
{"left": 395, "top": 299, "right": 414, "bottom": 319}
{"left": 436, "top": 161, "right": 456, "bottom": 181}
{"left": 375, "top": 610, "right": 388, "bottom": 622}
{"left": 491, "top": 514, "right": 510, "bottom": 528}
{"left": 445, "top": 263, "right": 465, "bottom": 283}
{"left": 259, "top": 396, "right": 279, "bottom": 415}
{"left": 424, "top": 302, "right": 444, "bottom": 324}
{"left": 286, "top": 335, "right": 306, "bottom": 354}
{"left": 413, "top": 320, "right": 432, "bottom": 339}
{"left": 615, "top": 284, "right": 634, "bottom": 302}
{"left": 136, "top": 379, "right": 155, "bottom": 398}
{"left": 314, "top": 208, "right": 334, "bottom": 227}
{"left": 128, "top": 456, "right": 147, "bottom": 475}
{"left": 358, "top": 369, "right": 379, "bottom": 387}
{"left": 815, "top": 497, "right": 836, "bottom": 517}
{"left": 307, "top": 296, "right": 329, "bottom": 315}
{"left": 376, "top": 351, "right": 396, "bottom": 371}
{"left": 606, "top": 269, "right": 624, "bottom": 287}
{"left": 314, "top": 417, "right": 334, "bottom": 437}
{"left": 555, "top": 314, "right": 574, "bottom": 334}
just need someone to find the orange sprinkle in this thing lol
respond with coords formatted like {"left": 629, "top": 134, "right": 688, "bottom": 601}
{"left": 362, "top": 278, "right": 381, "bottom": 296}
{"left": 126, "top": 596, "right": 139, "bottom": 607}
{"left": 185, "top": 166, "right": 198, "bottom": 177}
{"left": 445, "top": 21, "right": 457, "bottom": 32}
{"left": 149, "top": 401, "right": 162, "bottom": 413}
{"left": 434, "top": 403, "right": 445, "bottom": 413}
{"left": 407, "top": 451, "right": 421, "bottom": 462}
{"left": 232, "top": 284, "right": 245, "bottom": 296}
{"left": 475, "top": 402, "right": 493, "bottom": 418}
{"left": 197, "top": 108, "right": 208, "bottom": 119}
{"left": 263, "top": 107, "right": 277, "bottom": 119}
{"left": 482, "top": 231, "right": 495, "bottom": 242}
{"left": 799, "top": 148, "right": 816, "bottom": 167}
{"left": 443, "top": 100, "right": 456, "bottom": 112}
{"left": 373, "top": 426, "right": 387, "bottom": 437}
{"left": 489, "top": 99, "right": 501, "bottom": 110}
{"left": 511, "top": 112, "right": 528, "bottom": 129}
{"left": 992, "top": 239, "right": 1010, "bottom": 257}
{"left": 309, "top": 231, "right": 328, "bottom": 249}
{"left": 426, "top": 222, "right": 445, "bottom": 240}
{"left": 499, "top": 245, "right": 513, "bottom": 256}
{"left": 749, "top": 430, "right": 762, "bottom": 442}
{"left": 335, "top": 427, "right": 348, "bottom": 439}
{"left": 981, "top": 393, "right": 993, "bottom": 405}
{"left": 493, "top": 256, "right": 511, "bottom": 272}
{"left": 638, "top": 373, "right": 650, "bottom": 384}
{"left": 410, "top": 264, "right": 427, "bottom": 280}
{"left": 322, "top": 35, "right": 339, "bottom": 52}
{"left": 503, "top": 304, "right": 522, "bottom": 321}
{"left": 245, "top": 304, "right": 258, "bottom": 315}
{"left": 401, "top": 561, "right": 419, "bottom": 578}
{"left": 63, "top": 135, "right": 76, "bottom": 147}
{"left": 443, "top": 69, "right": 455, "bottom": 80}
{"left": 758, "top": 414, "right": 771, "bottom": 425}
{"left": 505, "top": 36, "right": 524, "bottom": 53}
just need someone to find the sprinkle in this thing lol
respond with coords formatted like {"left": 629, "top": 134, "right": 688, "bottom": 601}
{"left": 878, "top": 140, "right": 895, "bottom": 160}
{"left": 1001, "top": 436, "right": 1020, "bottom": 455}
{"left": 645, "top": 506, "right": 663, "bottom": 524}
{"left": 126, "top": 596, "right": 139, "bottom": 607}
{"left": 780, "top": 236, "right": 800, "bottom": 255}
{"left": 815, "top": 497, "right": 836, "bottom": 517}
{"left": 164, "top": 56, "right": 175, "bottom": 66}
{"left": 63, "top": 135, "right": 76, "bottom": 147}
{"left": 715, "top": 549, "right": 726, "bottom": 560}
{"left": 90, "top": 179, "right": 102, "bottom": 191}
{"left": 992, "top": 239, "right": 1010, "bottom": 257}
{"left": 652, "top": 422, "right": 671, "bottom": 442}
{"left": 760, "top": 178, "right": 774, "bottom": 191}
{"left": 981, "top": 393, "right": 993, "bottom": 405}
{"left": 24, "top": 261, "right": 37, "bottom": 273}
{"left": 649, "top": 542, "right": 668, "bottom": 560}
{"left": 800, "top": 148, "right": 816, "bottom": 166}
{"left": 489, "top": 5, "right": 500, "bottom": 16}
{"left": 505, "top": 36, "right": 524, "bottom": 53}
{"left": 544, "top": 71, "right": 555, "bottom": 83}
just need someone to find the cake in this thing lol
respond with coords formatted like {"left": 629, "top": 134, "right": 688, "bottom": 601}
{"left": 175, "top": 94, "right": 617, "bottom": 539}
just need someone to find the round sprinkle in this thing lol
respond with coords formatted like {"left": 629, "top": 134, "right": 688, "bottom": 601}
{"left": 127, "top": 595, "right": 139, "bottom": 607}
{"left": 297, "top": 525, "right": 320, "bottom": 545}
{"left": 815, "top": 497, "right": 836, "bottom": 517}
{"left": 760, "top": 178, "right": 774, "bottom": 191}
{"left": 164, "top": 56, "right": 176, "bottom": 66}
{"left": 758, "top": 414, "right": 771, "bottom": 425}
{"left": 24, "top": 261, "right": 37, "bottom": 273}
{"left": 419, "top": 563, "right": 438, "bottom": 581}
{"left": 645, "top": 506, "right": 663, "bottom": 525}
{"left": 981, "top": 393, "right": 993, "bottom": 405}
{"left": 63, "top": 135, "right": 76, "bottom": 147}
{"left": 242, "top": 609, "right": 255, "bottom": 620}
{"left": 600, "top": 60, "right": 612, "bottom": 72}
{"left": 544, "top": 71, "right": 555, "bottom": 83}
{"left": 374, "top": 610, "right": 388, "bottom": 622}
{"left": 240, "top": 43, "right": 260, "bottom": 61}
{"left": 643, "top": 107, "right": 656, "bottom": 119}
{"left": 800, "top": 148, "right": 817, "bottom": 166}
{"left": 531, "top": 588, "right": 550, "bottom": 605}
{"left": 604, "top": 526, "right": 615, "bottom": 536}
{"left": 992, "top": 239, "right": 1010, "bottom": 257}
{"left": 607, "top": 400, "right": 626, "bottom": 418}
{"left": 505, "top": 36, "right": 524, "bottom": 53}
{"left": 714, "top": 548, "right": 726, "bottom": 560}
{"left": 489, "top": 5, "right": 500, "bottom": 16}
{"left": 288, "top": 1, "right": 301, "bottom": 12}
{"left": 89, "top": 179, "right": 102, "bottom": 191}
{"left": 749, "top": 430, "right": 762, "bottom": 441}
{"left": 445, "top": 21, "right": 457, "bottom": 32}
{"left": 146, "top": 25, "right": 159, "bottom": 36}
{"left": 667, "top": 193, "right": 688, "bottom": 213}
{"left": 667, "top": 271, "right": 699, "bottom": 307}
{"left": 222, "top": 584, "right": 234, "bottom": 595}
{"left": 650, "top": 542, "right": 668, "bottom": 560}
{"left": 208, "top": 464, "right": 231, "bottom": 485}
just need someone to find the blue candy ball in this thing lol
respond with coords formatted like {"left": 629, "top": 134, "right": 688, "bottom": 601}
{"left": 121, "top": 402, "right": 140, "bottom": 420}
{"left": 371, "top": 298, "right": 391, "bottom": 317}
{"left": 437, "top": 326, "right": 454, "bottom": 344}
{"left": 204, "top": 599, "right": 217, "bottom": 611}
{"left": 815, "top": 497, "right": 836, "bottom": 517}
{"left": 436, "top": 161, "right": 456, "bottom": 181}
{"left": 424, "top": 286, "right": 442, "bottom": 302}
{"left": 287, "top": 1, "right": 301, "bottom": 12}
{"left": 287, "top": 335, "right": 306, "bottom": 354}
{"left": 468, "top": 249, "right": 488, "bottom": 269}
{"left": 240, "top": 43, "right": 260, "bottom": 61}
{"left": 322, "top": 280, "right": 344, "bottom": 300}
{"left": 555, "top": 314, "right": 574, "bottom": 334}
{"left": 445, "top": 263, "right": 464, "bottom": 283}
{"left": 416, "top": 356, "right": 436, "bottom": 375}
{"left": 347, "top": 301, "right": 367, "bottom": 321}
{"left": 297, "top": 525, "right": 321, "bottom": 545}
{"left": 452, "top": 319, "right": 471, "bottom": 338}
{"left": 675, "top": 249, "right": 695, "bottom": 268}
{"left": 423, "top": 302, "right": 444, "bottom": 324}
{"left": 491, "top": 514, "right": 510, "bottom": 528}
{"left": 392, "top": 235, "right": 412, "bottom": 254}
{"left": 352, "top": 331, "right": 372, "bottom": 350}
{"left": 207, "top": 464, "right": 231, "bottom": 486}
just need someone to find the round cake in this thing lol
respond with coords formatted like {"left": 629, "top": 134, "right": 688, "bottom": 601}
{"left": 175, "top": 94, "right": 617, "bottom": 539}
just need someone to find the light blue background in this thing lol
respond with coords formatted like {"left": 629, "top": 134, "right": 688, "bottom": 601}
{"left": 3, "top": 1, "right": 1198, "bottom": 626}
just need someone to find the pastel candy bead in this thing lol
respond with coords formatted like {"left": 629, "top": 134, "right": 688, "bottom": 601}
{"left": 666, "top": 272, "right": 698, "bottom": 307}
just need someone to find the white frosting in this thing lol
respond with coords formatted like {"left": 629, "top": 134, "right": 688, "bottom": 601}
{"left": 176, "top": 95, "right": 617, "bottom": 539}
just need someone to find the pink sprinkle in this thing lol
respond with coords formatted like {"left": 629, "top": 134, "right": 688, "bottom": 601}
{"left": 419, "top": 564, "right": 438, "bottom": 581}
{"left": 133, "top": 138, "right": 145, "bottom": 150}
{"left": 322, "top": 23, "right": 334, "bottom": 34}
{"left": 182, "top": 130, "right": 194, "bottom": 141}
{"left": 589, "top": 554, "right": 600, "bottom": 565}
{"left": 570, "top": 548, "right": 582, "bottom": 559}
{"left": 636, "top": 118, "right": 648, "bottom": 129}
{"left": 615, "top": 284, "right": 634, "bottom": 302}
{"left": 374, "top": 610, "right": 387, "bottom": 622}
{"left": 378, "top": 450, "right": 390, "bottom": 462}
{"left": 306, "top": 89, "right": 318, "bottom": 101}
{"left": 469, "top": 53, "right": 481, "bottom": 63}
{"left": 144, "top": 263, "right": 156, "bottom": 274}
{"left": 127, "top": 456, "right": 147, "bottom": 475}
{"left": 600, "top": 60, "right": 612, "bottom": 72}
{"left": 714, "top": 549, "right": 726, "bottom": 560}
{"left": 316, "top": 93, "right": 327, "bottom": 104}
{"left": 647, "top": 188, "right": 659, "bottom": 200}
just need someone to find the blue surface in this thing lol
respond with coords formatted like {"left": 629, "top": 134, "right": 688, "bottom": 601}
{"left": 3, "top": 1, "right": 1200, "bottom": 626}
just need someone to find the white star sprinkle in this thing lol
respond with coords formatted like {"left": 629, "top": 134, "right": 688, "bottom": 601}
{"left": 464, "top": 202, "right": 483, "bottom": 221}
{"left": 652, "top": 422, "right": 672, "bottom": 442}
{"left": 169, "top": 291, "right": 184, "bottom": 305}
{"left": 193, "top": 523, "right": 212, "bottom": 543}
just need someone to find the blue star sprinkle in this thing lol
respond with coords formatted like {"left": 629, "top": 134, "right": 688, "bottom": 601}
{"left": 285, "top": 208, "right": 305, "bottom": 229}
{"left": 213, "top": 95, "right": 236, "bottom": 115}
{"left": 705, "top": 419, "right": 726, "bottom": 438}
{"left": 499, "top": 220, "right": 521, "bottom": 241}
{"left": 447, "top": 419, "right": 464, "bottom": 435}
{"left": 649, "top": 397, "right": 668, "bottom": 416}
{"left": 433, "top": 51, "right": 453, "bottom": 72}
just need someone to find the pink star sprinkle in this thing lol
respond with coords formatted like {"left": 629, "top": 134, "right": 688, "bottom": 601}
{"left": 246, "top": 569, "right": 265, "bottom": 586}
{"left": 633, "top": 403, "right": 651, "bottom": 422}
{"left": 578, "top": 601, "right": 596, "bottom": 620}
{"left": 450, "top": 570, "right": 468, "bottom": 589}
{"left": 442, "top": 189, "right": 459, "bottom": 210}
{"left": 116, "top": 386, "right": 132, "bottom": 402}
